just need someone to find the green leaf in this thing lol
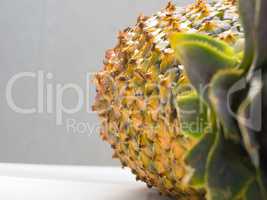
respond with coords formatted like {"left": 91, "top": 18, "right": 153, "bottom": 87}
{"left": 175, "top": 90, "right": 208, "bottom": 138}
{"left": 243, "top": 179, "right": 265, "bottom": 200}
{"left": 239, "top": 0, "right": 267, "bottom": 71}
{"left": 253, "top": 0, "right": 267, "bottom": 68}
{"left": 206, "top": 130, "right": 255, "bottom": 200}
{"left": 169, "top": 33, "right": 235, "bottom": 56}
{"left": 169, "top": 33, "right": 239, "bottom": 100}
{"left": 238, "top": 177, "right": 267, "bottom": 200}
{"left": 237, "top": 74, "right": 262, "bottom": 167}
{"left": 185, "top": 133, "right": 215, "bottom": 188}
{"left": 238, "top": 0, "right": 256, "bottom": 70}
{"left": 209, "top": 69, "right": 246, "bottom": 143}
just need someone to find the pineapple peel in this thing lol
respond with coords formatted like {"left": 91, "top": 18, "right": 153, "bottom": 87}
{"left": 93, "top": 0, "right": 267, "bottom": 199}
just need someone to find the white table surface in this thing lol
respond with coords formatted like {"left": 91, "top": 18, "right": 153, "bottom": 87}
{"left": 0, "top": 163, "right": 171, "bottom": 200}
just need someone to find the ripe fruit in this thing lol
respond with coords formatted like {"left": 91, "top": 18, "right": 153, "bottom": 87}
{"left": 93, "top": 0, "right": 267, "bottom": 199}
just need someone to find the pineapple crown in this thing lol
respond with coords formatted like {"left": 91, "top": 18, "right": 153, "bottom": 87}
{"left": 169, "top": 0, "right": 267, "bottom": 199}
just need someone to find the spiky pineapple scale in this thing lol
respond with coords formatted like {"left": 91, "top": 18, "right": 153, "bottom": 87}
{"left": 93, "top": 0, "right": 243, "bottom": 199}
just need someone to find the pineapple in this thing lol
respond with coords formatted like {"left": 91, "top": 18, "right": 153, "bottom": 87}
{"left": 93, "top": 0, "right": 267, "bottom": 199}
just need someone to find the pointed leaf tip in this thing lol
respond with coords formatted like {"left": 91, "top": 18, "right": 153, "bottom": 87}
{"left": 169, "top": 33, "right": 239, "bottom": 100}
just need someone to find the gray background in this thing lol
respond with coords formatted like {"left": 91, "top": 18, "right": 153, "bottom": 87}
{"left": 0, "top": 0, "right": 192, "bottom": 166}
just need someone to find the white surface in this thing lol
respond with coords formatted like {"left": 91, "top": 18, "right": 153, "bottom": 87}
{"left": 0, "top": 163, "right": 171, "bottom": 200}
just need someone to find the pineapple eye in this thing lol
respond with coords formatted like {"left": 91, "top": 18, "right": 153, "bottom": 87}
{"left": 91, "top": 0, "right": 267, "bottom": 199}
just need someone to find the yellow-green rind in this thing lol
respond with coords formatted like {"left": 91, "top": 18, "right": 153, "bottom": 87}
{"left": 93, "top": 0, "right": 243, "bottom": 199}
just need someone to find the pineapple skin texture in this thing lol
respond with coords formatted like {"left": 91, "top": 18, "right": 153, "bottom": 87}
{"left": 93, "top": 1, "right": 243, "bottom": 199}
